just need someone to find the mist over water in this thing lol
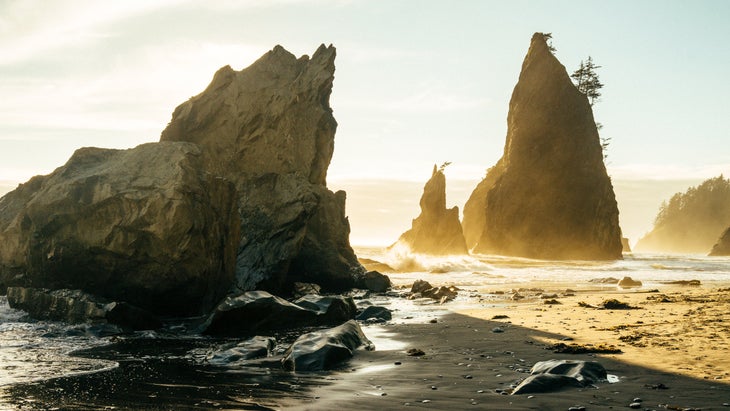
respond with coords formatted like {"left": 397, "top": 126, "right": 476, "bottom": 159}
{"left": 357, "top": 246, "right": 730, "bottom": 290}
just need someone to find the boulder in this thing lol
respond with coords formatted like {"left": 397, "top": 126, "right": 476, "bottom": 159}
{"left": 617, "top": 276, "right": 642, "bottom": 289}
{"left": 355, "top": 305, "right": 392, "bottom": 322}
{"left": 201, "top": 291, "right": 318, "bottom": 337}
{"left": 293, "top": 282, "right": 321, "bottom": 298}
{"left": 411, "top": 279, "right": 433, "bottom": 294}
{"left": 392, "top": 165, "right": 468, "bottom": 255}
{"left": 710, "top": 226, "right": 730, "bottom": 256}
{"left": 511, "top": 359, "right": 607, "bottom": 395}
{"left": 6, "top": 287, "right": 161, "bottom": 330}
{"left": 282, "top": 320, "right": 374, "bottom": 371}
{"left": 355, "top": 270, "right": 391, "bottom": 292}
{"left": 206, "top": 336, "right": 277, "bottom": 366}
{"left": 159, "top": 44, "right": 363, "bottom": 293}
{"left": 293, "top": 294, "right": 357, "bottom": 324}
{"left": 0, "top": 143, "right": 239, "bottom": 316}
{"left": 462, "top": 33, "right": 622, "bottom": 260}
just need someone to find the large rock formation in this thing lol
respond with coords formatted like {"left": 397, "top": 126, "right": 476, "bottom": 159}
{"left": 635, "top": 176, "right": 730, "bottom": 254}
{"left": 392, "top": 165, "right": 468, "bottom": 255}
{"left": 709, "top": 227, "right": 730, "bottom": 256}
{"left": 0, "top": 44, "right": 361, "bottom": 318}
{"left": 0, "top": 143, "right": 239, "bottom": 316}
{"left": 160, "top": 44, "right": 363, "bottom": 292}
{"left": 462, "top": 33, "right": 622, "bottom": 260}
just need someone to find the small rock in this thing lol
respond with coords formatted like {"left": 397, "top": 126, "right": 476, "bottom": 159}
{"left": 430, "top": 386, "right": 437, "bottom": 390}
{"left": 464, "top": 375, "right": 473, "bottom": 379}
{"left": 429, "top": 318, "right": 438, "bottom": 324}
{"left": 568, "top": 407, "right": 586, "bottom": 411}
{"left": 394, "top": 361, "right": 402, "bottom": 365}
{"left": 492, "top": 327, "right": 505, "bottom": 333}
{"left": 633, "top": 397, "right": 642, "bottom": 403}
{"left": 407, "top": 348, "right": 426, "bottom": 357}
{"left": 629, "top": 402, "right": 642, "bottom": 409}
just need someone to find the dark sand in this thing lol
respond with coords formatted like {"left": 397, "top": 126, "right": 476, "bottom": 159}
{"left": 286, "top": 288, "right": 730, "bottom": 410}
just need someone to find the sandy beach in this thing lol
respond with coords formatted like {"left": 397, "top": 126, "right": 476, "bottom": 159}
{"left": 285, "top": 284, "right": 730, "bottom": 410}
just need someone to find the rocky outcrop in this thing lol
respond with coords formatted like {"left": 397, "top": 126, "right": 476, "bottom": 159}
{"left": 160, "top": 44, "right": 363, "bottom": 293}
{"left": 511, "top": 359, "right": 607, "bottom": 395}
{"left": 709, "top": 227, "right": 730, "bottom": 256}
{"left": 201, "top": 291, "right": 356, "bottom": 337}
{"left": 6, "top": 287, "right": 161, "bottom": 330}
{"left": 206, "top": 336, "right": 277, "bottom": 366}
{"left": 281, "top": 320, "right": 374, "bottom": 371}
{"left": 392, "top": 165, "right": 467, "bottom": 255}
{"left": 0, "top": 143, "right": 239, "bottom": 316}
{"left": 635, "top": 176, "right": 730, "bottom": 254}
{"left": 462, "top": 33, "right": 622, "bottom": 260}
{"left": 621, "top": 238, "right": 632, "bottom": 253}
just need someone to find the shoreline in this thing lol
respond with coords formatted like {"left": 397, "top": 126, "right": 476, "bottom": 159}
{"left": 285, "top": 284, "right": 730, "bottom": 410}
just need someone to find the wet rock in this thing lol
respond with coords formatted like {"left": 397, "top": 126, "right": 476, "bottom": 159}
{"left": 293, "top": 294, "right": 357, "bottom": 324}
{"left": 406, "top": 348, "right": 425, "bottom": 356}
{"left": 282, "top": 320, "right": 374, "bottom": 371}
{"left": 391, "top": 165, "right": 468, "bottom": 255}
{"left": 355, "top": 305, "right": 392, "bottom": 322}
{"left": 207, "top": 336, "right": 277, "bottom": 366}
{"left": 422, "top": 286, "right": 458, "bottom": 303}
{"left": 462, "top": 33, "right": 622, "bottom": 260}
{"left": 356, "top": 270, "right": 392, "bottom": 293}
{"left": 618, "top": 276, "right": 642, "bottom": 288}
{"left": 201, "top": 291, "right": 319, "bottom": 337}
{"left": 0, "top": 143, "right": 239, "bottom": 316}
{"left": 6, "top": 287, "right": 161, "bottom": 330}
{"left": 411, "top": 279, "right": 433, "bottom": 294}
{"left": 663, "top": 279, "right": 701, "bottom": 287}
{"left": 160, "top": 44, "right": 364, "bottom": 293}
{"left": 629, "top": 402, "right": 642, "bottom": 409}
{"left": 511, "top": 359, "right": 607, "bottom": 395}
{"left": 292, "top": 282, "right": 321, "bottom": 298}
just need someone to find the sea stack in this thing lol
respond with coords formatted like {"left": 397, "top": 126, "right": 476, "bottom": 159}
{"left": 709, "top": 227, "right": 730, "bottom": 256}
{"left": 462, "top": 33, "right": 622, "bottom": 260}
{"left": 161, "top": 44, "right": 363, "bottom": 292}
{"left": 392, "top": 165, "right": 468, "bottom": 255}
{"left": 0, "top": 45, "right": 362, "bottom": 317}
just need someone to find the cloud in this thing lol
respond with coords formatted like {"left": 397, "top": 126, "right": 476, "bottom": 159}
{"left": 0, "top": 0, "right": 190, "bottom": 66}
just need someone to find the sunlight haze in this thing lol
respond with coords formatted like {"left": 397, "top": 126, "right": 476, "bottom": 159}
{"left": 1, "top": 0, "right": 729, "bottom": 247}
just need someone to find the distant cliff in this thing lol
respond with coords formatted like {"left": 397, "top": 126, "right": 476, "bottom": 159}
{"left": 636, "top": 176, "right": 730, "bottom": 254}
{"left": 392, "top": 165, "right": 468, "bottom": 255}
{"left": 710, "top": 226, "right": 730, "bottom": 256}
{"left": 462, "top": 33, "right": 622, "bottom": 260}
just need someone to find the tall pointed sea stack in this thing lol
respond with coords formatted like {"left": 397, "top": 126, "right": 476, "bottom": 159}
{"left": 462, "top": 33, "right": 622, "bottom": 260}
{"left": 161, "top": 45, "right": 363, "bottom": 292}
{"left": 392, "top": 165, "right": 468, "bottom": 255}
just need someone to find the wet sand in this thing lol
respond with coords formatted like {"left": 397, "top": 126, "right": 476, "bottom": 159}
{"left": 286, "top": 285, "right": 730, "bottom": 410}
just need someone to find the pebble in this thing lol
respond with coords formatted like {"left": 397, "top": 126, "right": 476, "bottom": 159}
{"left": 463, "top": 375, "right": 473, "bottom": 379}
{"left": 421, "top": 399, "right": 431, "bottom": 403}
{"left": 430, "top": 386, "right": 437, "bottom": 390}
{"left": 568, "top": 407, "right": 586, "bottom": 411}
{"left": 629, "top": 403, "right": 642, "bottom": 409}
{"left": 633, "top": 397, "right": 642, "bottom": 403}
{"left": 394, "top": 361, "right": 402, "bottom": 365}
{"left": 429, "top": 318, "right": 438, "bottom": 323}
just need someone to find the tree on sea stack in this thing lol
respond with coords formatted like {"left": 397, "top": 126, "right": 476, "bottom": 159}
{"left": 572, "top": 56, "right": 609, "bottom": 159}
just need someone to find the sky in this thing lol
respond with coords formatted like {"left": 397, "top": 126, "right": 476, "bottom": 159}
{"left": 1, "top": 0, "right": 729, "bottom": 246}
